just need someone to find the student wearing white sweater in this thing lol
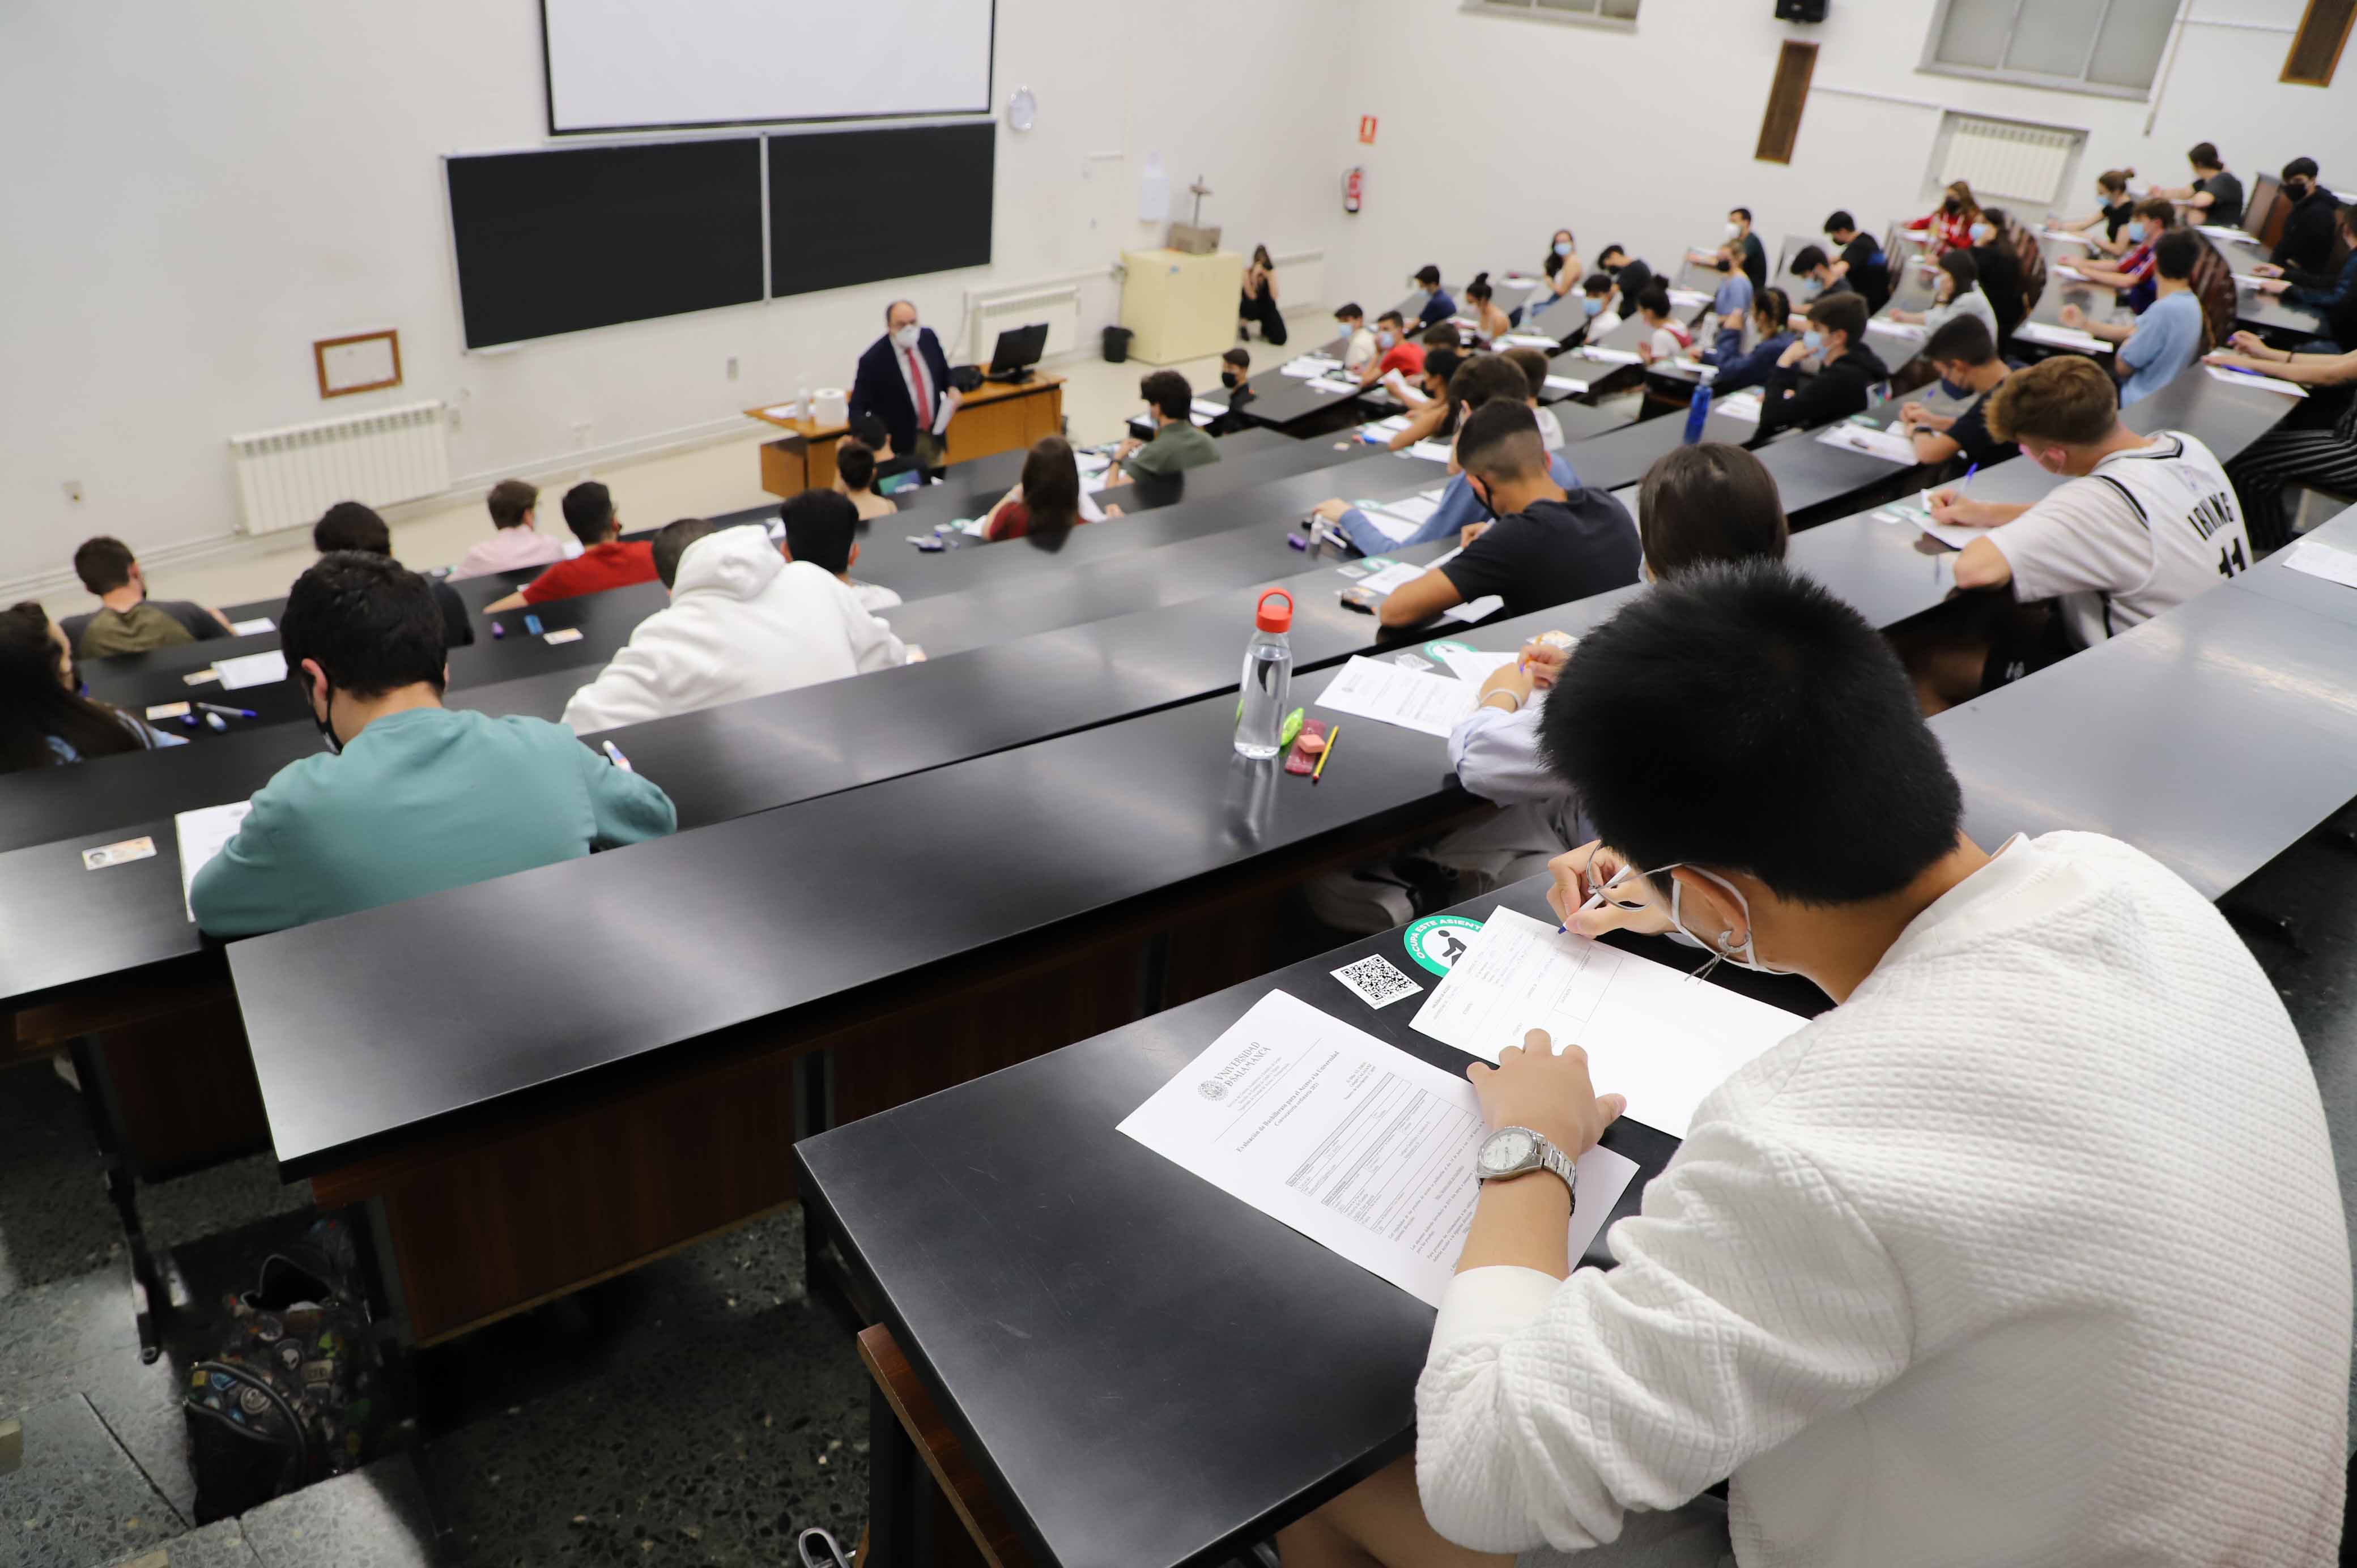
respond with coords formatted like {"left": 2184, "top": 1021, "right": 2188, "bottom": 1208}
{"left": 1281, "top": 563, "right": 2348, "bottom": 1568}
{"left": 559, "top": 512, "right": 903, "bottom": 736}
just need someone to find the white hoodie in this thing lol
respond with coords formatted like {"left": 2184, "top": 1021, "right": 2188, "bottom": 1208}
{"left": 560, "top": 527, "right": 904, "bottom": 736}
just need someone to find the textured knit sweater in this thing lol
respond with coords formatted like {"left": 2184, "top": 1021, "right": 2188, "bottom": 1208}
{"left": 1417, "top": 832, "right": 2349, "bottom": 1566}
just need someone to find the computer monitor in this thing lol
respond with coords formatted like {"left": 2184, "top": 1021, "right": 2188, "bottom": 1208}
{"left": 985, "top": 322, "right": 1049, "bottom": 382}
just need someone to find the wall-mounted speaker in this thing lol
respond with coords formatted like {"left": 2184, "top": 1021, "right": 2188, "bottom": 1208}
{"left": 1775, "top": 0, "right": 1827, "bottom": 20}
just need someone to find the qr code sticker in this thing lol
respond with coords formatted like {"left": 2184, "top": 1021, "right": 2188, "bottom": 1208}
{"left": 1332, "top": 954, "right": 1423, "bottom": 1009}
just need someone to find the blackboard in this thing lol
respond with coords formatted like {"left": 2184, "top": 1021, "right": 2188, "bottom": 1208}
{"left": 768, "top": 123, "right": 995, "bottom": 297}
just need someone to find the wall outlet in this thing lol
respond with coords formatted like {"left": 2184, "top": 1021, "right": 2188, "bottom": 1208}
{"left": 62, "top": 480, "right": 83, "bottom": 505}
{"left": 572, "top": 421, "right": 594, "bottom": 449}
{"left": 726, "top": 355, "right": 740, "bottom": 381}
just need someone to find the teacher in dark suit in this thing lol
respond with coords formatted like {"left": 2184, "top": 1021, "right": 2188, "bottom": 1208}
{"left": 849, "top": 299, "right": 959, "bottom": 469}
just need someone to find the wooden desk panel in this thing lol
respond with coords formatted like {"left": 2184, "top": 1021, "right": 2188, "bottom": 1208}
{"left": 748, "top": 377, "right": 1065, "bottom": 498}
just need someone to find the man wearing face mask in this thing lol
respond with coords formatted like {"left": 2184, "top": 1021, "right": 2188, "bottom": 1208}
{"left": 848, "top": 299, "right": 960, "bottom": 469}
{"left": 1356, "top": 310, "right": 1425, "bottom": 387}
{"left": 1374, "top": 400, "right": 1637, "bottom": 629}
{"left": 188, "top": 552, "right": 675, "bottom": 937}
{"left": 1758, "top": 293, "right": 1888, "bottom": 440}
{"left": 1286, "top": 559, "right": 2347, "bottom": 1568}
{"left": 1687, "top": 208, "right": 1766, "bottom": 294}
{"left": 2258, "top": 157, "right": 2339, "bottom": 280}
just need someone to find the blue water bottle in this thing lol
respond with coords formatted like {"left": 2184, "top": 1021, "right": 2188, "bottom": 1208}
{"left": 1682, "top": 384, "right": 1713, "bottom": 444}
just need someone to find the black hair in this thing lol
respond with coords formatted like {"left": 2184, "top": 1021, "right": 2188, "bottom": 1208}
{"left": 780, "top": 489, "right": 861, "bottom": 575}
{"left": 2152, "top": 227, "right": 2201, "bottom": 280}
{"left": 1413, "top": 264, "right": 1442, "bottom": 287}
{"left": 0, "top": 602, "right": 144, "bottom": 773}
{"left": 1017, "top": 437, "right": 1084, "bottom": 543}
{"left": 2283, "top": 156, "right": 2320, "bottom": 184}
{"left": 1466, "top": 271, "right": 1494, "bottom": 303}
{"left": 1422, "top": 347, "right": 1465, "bottom": 389}
{"left": 1538, "top": 561, "right": 1962, "bottom": 903}
{"left": 1253, "top": 244, "right": 1274, "bottom": 269}
{"left": 1456, "top": 400, "right": 1545, "bottom": 480}
{"left": 280, "top": 551, "right": 448, "bottom": 700}
{"left": 1754, "top": 286, "right": 1792, "bottom": 330}
{"left": 1449, "top": 353, "right": 1533, "bottom": 412}
{"left": 1636, "top": 445, "right": 1789, "bottom": 580}
{"left": 837, "top": 442, "right": 879, "bottom": 492}
{"left": 848, "top": 414, "right": 891, "bottom": 453}
{"left": 1636, "top": 283, "right": 1673, "bottom": 319}
{"left": 1221, "top": 346, "right": 1251, "bottom": 370}
{"left": 561, "top": 482, "right": 615, "bottom": 546}
{"left": 1807, "top": 292, "right": 1869, "bottom": 342}
{"left": 1376, "top": 310, "right": 1406, "bottom": 329}
{"left": 1581, "top": 272, "right": 1615, "bottom": 297}
{"left": 72, "top": 536, "right": 137, "bottom": 595}
{"left": 1335, "top": 301, "right": 1364, "bottom": 321}
{"left": 1597, "top": 244, "right": 1628, "bottom": 267}
{"left": 1938, "top": 248, "right": 1979, "bottom": 291}
{"left": 651, "top": 518, "right": 724, "bottom": 589}
{"left": 1980, "top": 205, "right": 2011, "bottom": 233}
{"left": 487, "top": 479, "right": 538, "bottom": 530}
{"left": 1420, "top": 321, "right": 1461, "bottom": 350}
{"left": 1502, "top": 346, "right": 1552, "bottom": 399}
{"left": 1823, "top": 210, "right": 1856, "bottom": 235}
{"left": 1790, "top": 244, "right": 1829, "bottom": 275}
{"left": 1140, "top": 369, "right": 1192, "bottom": 420}
{"left": 1922, "top": 312, "right": 1997, "bottom": 368}
{"left": 1729, "top": 207, "right": 1752, "bottom": 223}
{"left": 2188, "top": 141, "right": 2220, "bottom": 170}
{"left": 313, "top": 501, "right": 392, "bottom": 556}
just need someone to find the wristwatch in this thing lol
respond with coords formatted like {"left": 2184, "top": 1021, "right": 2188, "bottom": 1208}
{"left": 1475, "top": 1126, "right": 1577, "bottom": 1209}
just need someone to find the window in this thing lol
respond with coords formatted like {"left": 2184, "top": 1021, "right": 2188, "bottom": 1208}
{"left": 1463, "top": 0, "right": 1639, "bottom": 26}
{"left": 1922, "top": 0, "right": 2181, "bottom": 99}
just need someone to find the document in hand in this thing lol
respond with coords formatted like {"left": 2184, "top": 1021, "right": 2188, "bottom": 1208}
{"left": 173, "top": 801, "right": 253, "bottom": 922}
{"left": 1410, "top": 909, "right": 1806, "bottom": 1137}
{"left": 1316, "top": 655, "right": 1482, "bottom": 737}
{"left": 1117, "top": 991, "right": 1640, "bottom": 1307}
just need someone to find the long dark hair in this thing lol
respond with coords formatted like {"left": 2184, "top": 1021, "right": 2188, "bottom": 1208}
{"left": 0, "top": 603, "right": 144, "bottom": 773}
{"left": 1019, "top": 437, "right": 1084, "bottom": 544}
{"left": 1636, "top": 445, "right": 1789, "bottom": 580}
{"left": 1252, "top": 244, "right": 1274, "bottom": 270}
{"left": 1543, "top": 229, "right": 1576, "bottom": 278}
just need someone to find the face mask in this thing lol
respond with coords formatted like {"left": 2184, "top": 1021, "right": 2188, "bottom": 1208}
{"left": 2125, "top": 220, "right": 2148, "bottom": 244}
{"left": 1942, "top": 198, "right": 1960, "bottom": 215}
{"left": 1715, "top": 256, "right": 1731, "bottom": 272}
{"left": 1467, "top": 476, "right": 1496, "bottom": 522}
{"left": 1802, "top": 279, "right": 1823, "bottom": 300}
{"left": 301, "top": 672, "right": 343, "bottom": 756}
{"left": 1724, "top": 221, "right": 1741, "bottom": 240}
{"left": 1553, "top": 240, "right": 1572, "bottom": 258}
{"left": 1969, "top": 223, "right": 1994, "bottom": 245}
{"left": 1582, "top": 297, "right": 1603, "bottom": 317}
{"left": 1220, "top": 370, "right": 1241, "bottom": 389}
{"left": 1667, "top": 867, "right": 1797, "bottom": 979}
{"left": 1803, "top": 329, "right": 1824, "bottom": 352}
{"left": 891, "top": 323, "right": 921, "bottom": 351}
{"left": 1376, "top": 329, "right": 1397, "bottom": 349}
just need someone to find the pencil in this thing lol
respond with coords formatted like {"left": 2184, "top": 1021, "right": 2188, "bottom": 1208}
{"left": 1312, "top": 725, "right": 1339, "bottom": 784}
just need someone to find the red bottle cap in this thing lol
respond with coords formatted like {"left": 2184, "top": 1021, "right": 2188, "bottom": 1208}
{"left": 1255, "top": 589, "right": 1295, "bottom": 633}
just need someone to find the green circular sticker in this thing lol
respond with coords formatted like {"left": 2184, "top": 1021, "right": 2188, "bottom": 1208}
{"left": 1402, "top": 914, "right": 1483, "bottom": 975}
{"left": 1423, "top": 638, "right": 1475, "bottom": 661}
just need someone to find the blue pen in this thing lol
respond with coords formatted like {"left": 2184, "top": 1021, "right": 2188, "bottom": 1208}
{"left": 1961, "top": 463, "right": 1979, "bottom": 492}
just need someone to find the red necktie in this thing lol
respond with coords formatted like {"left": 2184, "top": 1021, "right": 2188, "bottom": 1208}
{"left": 906, "top": 348, "right": 930, "bottom": 424}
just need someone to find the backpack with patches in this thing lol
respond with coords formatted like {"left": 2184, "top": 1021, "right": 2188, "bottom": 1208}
{"left": 183, "top": 1222, "right": 382, "bottom": 1522}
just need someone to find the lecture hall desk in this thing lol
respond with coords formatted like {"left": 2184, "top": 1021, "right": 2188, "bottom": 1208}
{"left": 746, "top": 374, "right": 1066, "bottom": 497}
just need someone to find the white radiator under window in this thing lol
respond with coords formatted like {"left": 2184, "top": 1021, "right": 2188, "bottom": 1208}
{"left": 968, "top": 284, "right": 1083, "bottom": 363}
{"left": 228, "top": 400, "right": 449, "bottom": 538}
{"left": 1939, "top": 116, "right": 2080, "bottom": 206}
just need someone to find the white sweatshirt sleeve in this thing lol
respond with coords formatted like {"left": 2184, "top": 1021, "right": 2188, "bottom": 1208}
{"left": 841, "top": 600, "right": 908, "bottom": 672}
{"left": 1448, "top": 698, "right": 1559, "bottom": 804}
{"left": 560, "top": 646, "right": 671, "bottom": 736}
{"left": 1415, "top": 1117, "right": 1913, "bottom": 1556}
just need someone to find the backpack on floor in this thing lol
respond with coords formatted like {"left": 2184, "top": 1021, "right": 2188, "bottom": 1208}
{"left": 183, "top": 1223, "right": 382, "bottom": 1523}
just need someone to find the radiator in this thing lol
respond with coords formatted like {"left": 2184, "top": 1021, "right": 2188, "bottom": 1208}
{"left": 1940, "top": 116, "right": 2079, "bottom": 206}
{"left": 228, "top": 400, "right": 450, "bottom": 538}
{"left": 968, "top": 284, "right": 1084, "bottom": 363}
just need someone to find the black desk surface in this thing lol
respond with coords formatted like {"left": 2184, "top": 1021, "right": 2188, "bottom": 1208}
{"left": 797, "top": 879, "right": 1823, "bottom": 1568}
{"left": 887, "top": 427, "right": 1299, "bottom": 535}
{"left": 1936, "top": 580, "right": 2357, "bottom": 901}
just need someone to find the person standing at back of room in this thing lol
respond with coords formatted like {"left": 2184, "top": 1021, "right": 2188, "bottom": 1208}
{"left": 189, "top": 552, "right": 677, "bottom": 937}
{"left": 848, "top": 299, "right": 960, "bottom": 469}
{"left": 64, "top": 536, "right": 235, "bottom": 659}
{"left": 452, "top": 479, "right": 574, "bottom": 580}
{"left": 313, "top": 501, "right": 474, "bottom": 648}
{"left": 485, "top": 482, "right": 657, "bottom": 612}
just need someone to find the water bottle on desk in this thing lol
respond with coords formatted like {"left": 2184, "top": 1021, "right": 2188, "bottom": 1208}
{"left": 1235, "top": 590, "right": 1295, "bottom": 759}
{"left": 1683, "top": 384, "right": 1713, "bottom": 444}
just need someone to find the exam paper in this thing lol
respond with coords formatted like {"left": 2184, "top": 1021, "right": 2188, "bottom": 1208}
{"left": 1433, "top": 646, "right": 1520, "bottom": 684}
{"left": 1407, "top": 440, "right": 1456, "bottom": 463}
{"left": 173, "top": 801, "right": 253, "bottom": 922}
{"left": 1377, "top": 494, "right": 1441, "bottom": 527}
{"left": 1439, "top": 595, "right": 1505, "bottom": 625}
{"left": 2206, "top": 365, "right": 2308, "bottom": 398}
{"left": 1579, "top": 346, "right": 1643, "bottom": 367}
{"left": 1310, "top": 375, "right": 1362, "bottom": 395}
{"left": 1543, "top": 374, "right": 1588, "bottom": 395}
{"left": 1816, "top": 423, "right": 1920, "bottom": 465}
{"left": 2013, "top": 322, "right": 2111, "bottom": 353}
{"left": 1116, "top": 990, "right": 1640, "bottom": 1307}
{"left": 2282, "top": 539, "right": 2357, "bottom": 590}
{"left": 1192, "top": 398, "right": 1228, "bottom": 419}
{"left": 227, "top": 617, "right": 275, "bottom": 637}
{"left": 931, "top": 397, "right": 955, "bottom": 438}
{"left": 1666, "top": 359, "right": 1718, "bottom": 382}
{"left": 1350, "top": 507, "right": 1423, "bottom": 546}
{"left": 2196, "top": 225, "right": 2257, "bottom": 244}
{"left": 1411, "top": 909, "right": 1806, "bottom": 1137}
{"left": 1867, "top": 319, "right": 1929, "bottom": 343}
{"left": 1713, "top": 389, "right": 1763, "bottom": 423}
{"left": 1352, "top": 561, "right": 1428, "bottom": 594}
{"left": 1317, "top": 656, "right": 1482, "bottom": 736}
{"left": 1499, "top": 334, "right": 1559, "bottom": 351}
{"left": 1666, "top": 288, "right": 1713, "bottom": 310}
{"left": 214, "top": 650, "right": 288, "bottom": 691}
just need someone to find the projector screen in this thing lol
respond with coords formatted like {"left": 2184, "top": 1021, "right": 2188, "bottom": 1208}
{"left": 541, "top": 0, "right": 995, "bottom": 134}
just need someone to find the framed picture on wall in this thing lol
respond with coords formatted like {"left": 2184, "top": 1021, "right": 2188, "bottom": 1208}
{"left": 313, "top": 329, "right": 402, "bottom": 399}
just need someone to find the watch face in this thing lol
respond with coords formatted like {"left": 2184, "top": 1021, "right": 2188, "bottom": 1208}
{"left": 1478, "top": 1127, "right": 1537, "bottom": 1176}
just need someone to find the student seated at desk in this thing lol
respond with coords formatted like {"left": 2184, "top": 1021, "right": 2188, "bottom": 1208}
{"left": 1539, "top": 230, "right": 1583, "bottom": 298}
{"left": 1113, "top": 371, "right": 1222, "bottom": 480}
{"left": 2264, "top": 158, "right": 2339, "bottom": 276}
{"left": 2148, "top": 139, "right": 2244, "bottom": 229}
{"left": 2210, "top": 334, "right": 2357, "bottom": 551}
{"left": 1819, "top": 211, "right": 1891, "bottom": 315}
{"left": 559, "top": 507, "right": 903, "bottom": 736}
{"left": 2059, "top": 167, "right": 2137, "bottom": 255}
{"left": 784, "top": 486, "right": 910, "bottom": 613}
{"left": 2061, "top": 228, "right": 2205, "bottom": 407}
{"left": 982, "top": 436, "right": 1117, "bottom": 542}
{"left": 1334, "top": 302, "right": 1380, "bottom": 373}
{"left": 846, "top": 415, "right": 929, "bottom": 498}
{"left": 1284, "top": 560, "right": 2348, "bottom": 1568}
{"left": 833, "top": 443, "right": 899, "bottom": 525}
{"left": 313, "top": 501, "right": 474, "bottom": 649}
{"left": 1784, "top": 244, "right": 1853, "bottom": 314}
{"left": 1312, "top": 355, "right": 1575, "bottom": 556}
{"left": 1927, "top": 355, "right": 2248, "bottom": 696}
{"left": 1358, "top": 312, "right": 1426, "bottom": 387}
{"left": 2060, "top": 198, "right": 2176, "bottom": 312}
{"left": 189, "top": 552, "right": 676, "bottom": 936}
{"left": 1631, "top": 284, "right": 1694, "bottom": 365}
{"left": 1594, "top": 246, "right": 1653, "bottom": 318}
{"left": 1896, "top": 315, "right": 2016, "bottom": 469}
{"left": 1698, "top": 248, "right": 1753, "bottom": 358}
{"left": 0, "top": 602, "right": 185, "bottom": 773}
{"left": 63, "top": 536, "right": 233, "bottom": 659}
{"left": 1375, "top": 402, "right": 1637, "bottom": 629}
{"left": 484, "top": 481, "right": 656, "bottom": 613}
{"left": 1375, "top": 339, "right": 1467, "bottom": 452}
{"left": 1699, "top": 288, "right": 1794, "bottom": 397}
{"left": 1462, "top": 275, "right": 1513, "bottom": 343}
{"left": 1884, "top": 249, "right": 1998, "bottom": 340}
{"left": 451, "top": 479, "right": 575, "bottom": 580}
{"left": 1757, "top": 293, "right": 1890, "bottom": 440}
{"left": 1905, "top": 178, "right": 1980, "bottom": 258}
{"left": 1501, "top": 348, "right": 1565, "bottom": 450}
{"left": 2249, "top": 199, "right": 2357, "bottom": 346}
{"left": 1574, "top": 274, "right": 1620, "bottom": 337}
{"left": 1408, "top": 265, "right": 1456, "bottom": 329}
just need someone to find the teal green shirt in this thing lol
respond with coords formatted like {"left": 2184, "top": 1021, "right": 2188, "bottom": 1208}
{"left": 190, "top": 706, "right": 677, "bottom": 936}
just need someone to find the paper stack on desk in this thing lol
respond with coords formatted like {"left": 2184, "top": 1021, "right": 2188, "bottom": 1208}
{"left": 1117, "top": 990, "right": 1641, "bottom": 1307}
{"left": 1868, "top": 319, "right": 1929, "bottom": 342}
{"left": 215, "top": 650, "right": 288, "bottom": 690}
{"left": 1282, "top": 356, "right": 1338, "bottom": 378}
{"left": 1713, "top": 389, "right": 1764, "bottom": 423}
{"left": 2206, "top": 365, "right": 2308, "bottom": 398}
{"left": 1543, "top": 374, "right": 1589, "bottom": 395}
{"left": 1579, "top": 346, "right": 1644, "bottom": 367}
{"left": 2014, "top": 322, "right": 2111, "bottom": 354}
{"left": 1816, "top": 421, "right": 1920, "bottom": 465}
{"left": 1316, "top": 655, "right": 1482, "bottom": 737}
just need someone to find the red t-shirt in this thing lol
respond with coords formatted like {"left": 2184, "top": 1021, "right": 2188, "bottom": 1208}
{"left": 1376, "top": 342, "right": 1427, "bottom": 378}
{"left": 519, "top": 540, "right": 658, "bottom": 605}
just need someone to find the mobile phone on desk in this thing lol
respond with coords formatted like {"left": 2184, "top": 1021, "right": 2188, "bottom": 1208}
{"left": 1339, "top": 586, "right": 1379, "bottom": 615}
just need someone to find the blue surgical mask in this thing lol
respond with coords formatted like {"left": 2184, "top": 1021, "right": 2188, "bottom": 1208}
{"left": 1970, "top": 222, "right": 1995, "bottom": 245}
{"left": 1803, "top": 329, "right": 1824, "bottom": 352}
{"left": 1803, "top": 279, "right": 1823, "bottom": 300}
{"left": 2126, "top": 220, "right": 2148, "bottom": 244}
{"left": 1553, "top": 240, "right": 1572, "bottom": 258}
{"left": 1376, "top": 329, "right": 1396, "bottom": 348}
{"left": 1582, "top": 297, "right": 1603, "bottom": 317}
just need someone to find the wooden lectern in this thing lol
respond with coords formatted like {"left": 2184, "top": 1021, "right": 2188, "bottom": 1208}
{"left": 744, "top": 376, "right": 1066, "bottom": 498}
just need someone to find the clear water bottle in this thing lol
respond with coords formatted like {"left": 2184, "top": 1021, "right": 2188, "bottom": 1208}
{"left": 1234, "top": 589, "right": 1295, "bottom": 759}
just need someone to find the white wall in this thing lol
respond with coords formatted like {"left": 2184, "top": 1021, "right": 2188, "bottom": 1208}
{"left": 1330, "top": 0, "right": 2353, "bottom": 318}
{"left": 0, "top": 0, "right": 1354, "bottom": 595}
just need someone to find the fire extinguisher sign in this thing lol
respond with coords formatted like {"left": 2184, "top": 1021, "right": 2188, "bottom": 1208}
{"left": 1358, "top": 115, "right": 1378, "bottom": 144}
